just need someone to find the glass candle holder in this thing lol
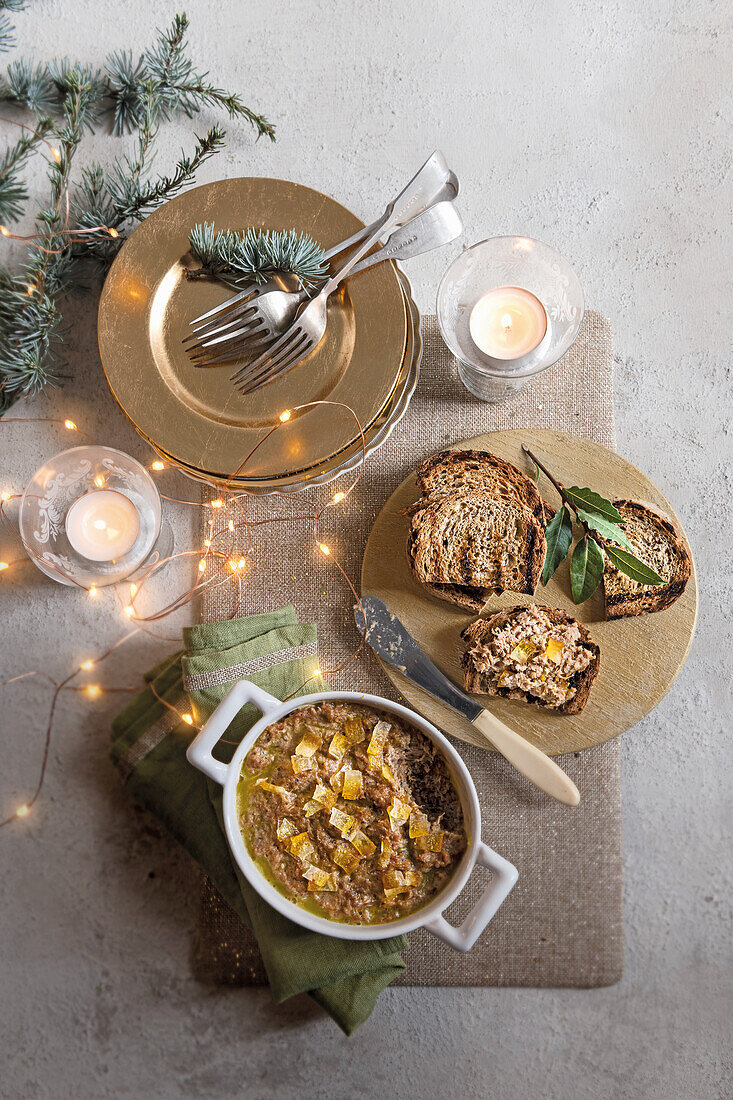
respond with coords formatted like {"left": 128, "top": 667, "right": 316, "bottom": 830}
{"left": 19, "top": 445, "right": 170, "bottom": 588}
{"left": 437, "top": 236, "right": 584, "bottom": 403}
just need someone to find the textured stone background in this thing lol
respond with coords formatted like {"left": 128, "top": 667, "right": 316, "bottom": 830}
{"left": 1, "top": 1, "right": 731, "bottom": 1097}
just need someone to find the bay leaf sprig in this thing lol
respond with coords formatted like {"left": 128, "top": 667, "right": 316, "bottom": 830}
{"left": 522, "top": 445, "right": 664, "bottom": 603}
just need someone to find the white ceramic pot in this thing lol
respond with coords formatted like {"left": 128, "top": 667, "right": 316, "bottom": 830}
{"left": 186, "top": 682, "right": 518, "bottom": 952}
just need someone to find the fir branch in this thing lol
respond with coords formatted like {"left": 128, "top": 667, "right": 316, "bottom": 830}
{"left": 0, "top": 117, "right": 54, "bottom": 222}
{"left": 188, "top": 223, "right": 328, "bottom": 289}
{"left": 0, "top": 59, "right": 57, "bottom": 112}
{"left": 0, "top": 0, "right": 25, "bottom": 55}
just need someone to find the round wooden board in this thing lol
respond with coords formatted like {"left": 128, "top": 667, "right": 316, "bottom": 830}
{"left": 361, "top": 428, "right": 698, "bottom": 755}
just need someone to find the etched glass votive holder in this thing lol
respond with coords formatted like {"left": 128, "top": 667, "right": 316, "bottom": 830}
{"left": 437, "top": 236, "right": 584, "bottom": 403}
{"left": 19, "top": 445, "right": 170, "bottom": 588}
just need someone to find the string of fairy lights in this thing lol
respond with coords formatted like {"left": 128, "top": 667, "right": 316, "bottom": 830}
{"left": 0, "top": 402, "right": 368, "bottom": 830}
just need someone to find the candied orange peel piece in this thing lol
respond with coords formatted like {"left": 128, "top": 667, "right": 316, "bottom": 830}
{"left": 342, "top": 768, "right": 364, "bottom": 800}
{"left": 545, "top": 637, "right": 564, "bottom": 664}
{"left": 329, "top": 767, "right": 345, "bottom": 792}
{"left": 508, "top": 639, "right": 538, "bottom": 664}
{"left": 333, "top": 842, "right": 361, "bottom": 874}
{"left": 290, "top": 753, "right": 314, "bottom": 774}
{"left": 377, "top": 836, "right": 392, "bottom": 869}
{"left": 329, "top": 806, "right": 355, "bottom": 836}
{"left": 416, "top": 830, "right": 443, "bottom": 853}
{"left": 349, "top": 828, "right": 377, "bottom": 857}
{"left": 343, "top": 716, "right": 366, "bottom": 744}
{"left": 294, "top": 729, "right": 321, "bottom": 757}
{"left": 256, "top": 778, "right": 291, "bottom": 798}
{"left": 288, "top": 832, "right": 316, "bottom": 862}
{"left": 409, "top": 811, "right": 430, "bottom": 838}
{"left": 387, "top": 795, "right": 411, "bottom": 825}
{"left": 303, "top": 799, "right": 321, "bottom": 817}
{"left": 328, "top": 732, "right": 350, "bottom": 759}
{"left": 381, "top": 760, "right": 396, "bottom": 786}
{"left": 302, "top": 864, "right": 335, "bottom": 890}
{"left": 312, "top": 782, "right": 337, "bottom": 810}
{"left": 367, "top": 720, "right": 390, "bottom": 756}
{"left": 276, "top": 817, "right": 298, "bottom": 842}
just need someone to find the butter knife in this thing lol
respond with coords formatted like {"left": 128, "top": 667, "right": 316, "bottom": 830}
{"left": 355, "top": 595, "right": 580, "bottom": 807}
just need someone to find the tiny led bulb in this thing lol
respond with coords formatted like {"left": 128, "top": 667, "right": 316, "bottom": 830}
{"left": 64, "top": 419, "right": 77, "bottom": 431}
{"left": 313, "top": 667, "right": 322, "bottom": 677}
{"left": 211, "top": 499, "right": 223, "bottom": 509}
{"left": 129, "top": 583, "right": 137, "bottom": 597}
{"left": 88, "top": 586, "right": 97, "bottom": 597}
{"left": 107, "top": 227, "right": 119, "bottom": 238}
{"left": 51, "top": 146, "right": 61, "bottom": 163}
{"left": 237, "top": 558, "right": 246, "bottom": 570}
{"left": 86, "top": 684, "right": 102, "bottom": 698}
{"left": 182, "top": 713, "right": 193, "bottom": 725}
{"left": 80, "top": 659, "right": 94, "bottom": 671}
{"left": 228, "top": 520, "right": 234, "bottom": 532}
{"left": 227, "top": 559, "right": 237, "bottom": 572}
{"left": 204, "top": 539, "right": 211, "bottom": 548}
{"left": 319, "top": 543, "right": 331, "bottom": 556}
{"left": 279, "top": 409, "right": 291, "bottom": 422}
{"left": 124, "top": 605, "right": 134, "bottom": 617}
{"left": 1, "top": 491, "right": 10, "bottom": 501}
{"left": 94, "top": 474, "right": 105, "bottom": 487}
{"left": 333, "top": 491, "right": 345, "bottom": 504}
{"left": 16, "top": 804, "right": 29, "bottom": 817}
{"left": 198, "top": 559, "right": 206, "bottom": 573}
{"left": 0, "top": 225, "right": 10, "bottom": 237}
{"left": 151, "top": 460, "right": 164, "bottom": 471}
{"left": 0, "top": 562, "right": 8, "bottom": 571}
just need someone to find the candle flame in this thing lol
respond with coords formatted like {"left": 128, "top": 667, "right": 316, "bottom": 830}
{"left": 502, "top": 313, "right": 513, "bottom": 332}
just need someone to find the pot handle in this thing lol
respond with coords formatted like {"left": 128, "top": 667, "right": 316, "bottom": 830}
{"left": 423, "top": 842, "right": 518, "bottom": 953}
{"left": 185, "top": 680, "right": 282, "bottom": 786}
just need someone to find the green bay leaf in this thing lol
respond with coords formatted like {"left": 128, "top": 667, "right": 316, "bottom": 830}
{"left": 563, "top": 486, "right": 623, "bottom": 523}
{"left": 576, "top": 508, "right": 633, "bottom": 551}
{"left": 541, "top": 505, "right": 573, "bottom": 585}
{"left": 605, "top": 544, "right": 664, "bottom": 585}
{"left": 570, "top": 536, "right": 605, "bottom": 603}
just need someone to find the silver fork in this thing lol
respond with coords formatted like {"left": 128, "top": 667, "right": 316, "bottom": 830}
{"left": 186, "top": 197, "right": 461, "bottom": 364}
{"left": 185, "top": 169, "right": 458, "bottom": 355}
{"left": 225, "top": 150, "right": 456, "bottom": 392}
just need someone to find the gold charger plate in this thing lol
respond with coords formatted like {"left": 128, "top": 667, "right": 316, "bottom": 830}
{"left": 146, "top": 270, "right": 421, "bottom": 490}
{"left": 98, "top": 178, "right": 407, "bottom": 479}
{"left": 361, "top": 428, "right": 698, "bottom": 755}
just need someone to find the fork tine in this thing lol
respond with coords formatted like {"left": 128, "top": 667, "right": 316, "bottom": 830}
{"left": 186, "top": 302, "right": 259, "bottom": 341}
{"left": 229, "top": 325, "right": 302, "bottom": 383}
{"left": 194, "top": 326, "right": 294, "bottom": 370}
{"left": 186, "top": 315, "right": 267, "bottom": 353}
{"left": 190, "top": 328, "right": 276, "bottom": 366}
{"left": 237, "top": 332, "right": 313, "bottom": 393}
{"left": 189, "top": 317, "right": 269, "bottom": 353}
{"left": 188, "top": 285, "right": 258, "bottom": 327}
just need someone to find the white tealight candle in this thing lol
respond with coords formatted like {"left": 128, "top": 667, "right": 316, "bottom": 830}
{"left": 65, "top": 489, "right": 140, "bottom": 562}
{"left": 469, "top": 286, "right": 549, "bottom": 361}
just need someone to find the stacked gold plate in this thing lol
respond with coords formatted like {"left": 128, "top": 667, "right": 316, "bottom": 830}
{"left": 98, "top": 178, "right": 421, "bottom": 491}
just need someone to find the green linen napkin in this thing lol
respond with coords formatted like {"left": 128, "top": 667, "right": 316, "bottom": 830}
{"left": 110, "top": 605, "right": 406, "bottom": 1034}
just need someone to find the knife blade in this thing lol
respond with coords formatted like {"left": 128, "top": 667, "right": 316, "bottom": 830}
{"left": 354, "top": 595, "right": 482, "bottom": 722}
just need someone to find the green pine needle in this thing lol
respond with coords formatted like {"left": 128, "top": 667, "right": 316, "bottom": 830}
{"left": 188, "top": 223, "right": 328, "bottom": 289}
{"left": 0, "top": 13, "right": 274, "bottom": 414}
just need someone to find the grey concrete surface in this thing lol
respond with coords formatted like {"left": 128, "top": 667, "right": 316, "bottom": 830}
{"left": 1, "top": 1, "right": 731, "bottom": 1097}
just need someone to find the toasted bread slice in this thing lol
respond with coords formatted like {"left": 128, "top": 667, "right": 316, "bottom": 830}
{"left": 600, "top": 499, "right": 692, "bottom": 619}
{"left": 461, "top": 604, "right": 600, "bottom": 715}
{"left": 412, "top": 448, "right": 547, "bottom": 524}
{"left": 408, "top": 491, "right": 545, "bottom": 596}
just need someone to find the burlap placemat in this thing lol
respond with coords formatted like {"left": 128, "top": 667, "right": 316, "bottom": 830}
{"left": 192, "top": 310, "right": 624, "bottom": 987}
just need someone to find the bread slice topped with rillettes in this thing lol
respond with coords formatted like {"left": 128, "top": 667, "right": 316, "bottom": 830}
{"left": 600, "top": 499, "right": 693, "bottom": 619}
{"left": 461, "top": 605, "right": 600, "bottom": 715}
{"left": 407, "top": 491, "right": 546, "bottom": 610}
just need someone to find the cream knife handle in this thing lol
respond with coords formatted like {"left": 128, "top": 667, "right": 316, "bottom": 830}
{"left": 472, "top": 709, "right": 580, "bottom": 807}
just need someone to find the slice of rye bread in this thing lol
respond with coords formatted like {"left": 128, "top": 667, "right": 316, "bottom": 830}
{"left": 408, "top": 491, "right": 546, "bottom": 597}
{"left": 599, "top": 499, "right": 693, "bottom": 619}
{"left": 409, "top": 448, "right": 548, "bottom": 524}
{"left": 461, "top": 605, "right": 601, "bottom": 715}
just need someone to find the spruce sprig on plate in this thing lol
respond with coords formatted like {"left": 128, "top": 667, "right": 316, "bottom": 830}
{"left": 523, "top": 445, "right": 664, "bottom": 604}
